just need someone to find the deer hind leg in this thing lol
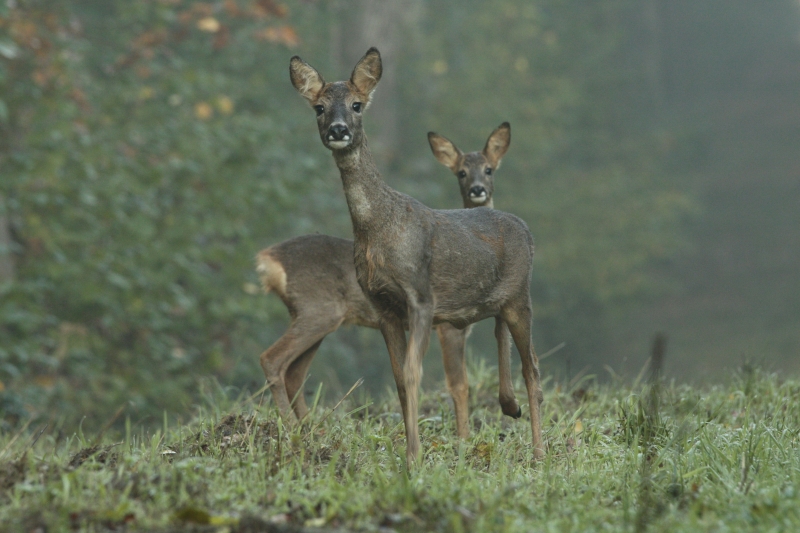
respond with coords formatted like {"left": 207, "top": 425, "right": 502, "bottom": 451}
{"left": 495, "top": 317, "right": 522, "bottom": 418}
{"left": 436, "top": 323, "right": 470, "bottom": 439}
{"left": 284, "top": 338, "right": 324, "bottom": 420}
{"left": 260, "top": 315, "right": 342, "bottom": 423}
{"left": 502, "top": 302, "right": 545, "bottom": 459}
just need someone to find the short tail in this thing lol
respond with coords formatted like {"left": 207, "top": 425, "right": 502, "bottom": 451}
{"left": 255, "top": 249, "right": 287, "bottom": 297}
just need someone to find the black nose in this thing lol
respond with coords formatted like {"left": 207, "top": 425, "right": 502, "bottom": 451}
{"left": 328, "top": 124, "right": 350, "bottom": 141}
{"left": 469, "top": 186, "right": 487, "bottom": 197}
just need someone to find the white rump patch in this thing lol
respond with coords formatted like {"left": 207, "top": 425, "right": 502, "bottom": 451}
{"left": 256, "top": 252, "right": 287, "bottom": 297}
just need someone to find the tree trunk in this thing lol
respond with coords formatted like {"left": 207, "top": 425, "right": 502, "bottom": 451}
{"left": 0, "top": 194, "right": 14, "bottom": 284}
{"left": 332, "top": 0, "right": 422, "bottom": 170}
{"left": 642, "top": 0, "right": 665, "bottom": 113}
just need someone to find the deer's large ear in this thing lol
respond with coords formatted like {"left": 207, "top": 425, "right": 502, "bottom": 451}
{"left": 350, "top": 47, "right": 382, "bottom": 104}
{"left": 483, "top": 122, "right": 511, "bottom": 169}
{"left": 290, "top": 56, "right": 325, "bottom": 101}
{"left": 428, "top": 132, "right": 462, "bottom": 173}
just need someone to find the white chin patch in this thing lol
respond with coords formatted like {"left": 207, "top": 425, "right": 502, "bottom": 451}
{"left": 328, "top": 140, "right": 350, "bottom": 149}
{"left": 470, "top": 194, "right": 488, "bottom": 204}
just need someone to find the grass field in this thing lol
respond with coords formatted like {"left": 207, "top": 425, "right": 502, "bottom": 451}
{"left": 1, "top": 360, "right": 798, "bottom": 532}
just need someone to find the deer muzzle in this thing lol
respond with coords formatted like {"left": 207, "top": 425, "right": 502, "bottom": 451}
{"left": 327, "top": 123, "right": 352, "bottom": 149}
{"left": 468, "top": 185, "right": 488, "bottom": 204}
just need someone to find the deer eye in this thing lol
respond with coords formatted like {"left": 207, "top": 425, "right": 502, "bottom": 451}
{"left": 352, "top": 102, "right": 362, "bottom": 113}
{"left": 485, "top": 167, "right": 493, "bottom": 175}
{"left": 313, "top": 105, "right": 324, "bottom": 116}
{"left": 458, "top": 170, "right": 467, "bottom": 178}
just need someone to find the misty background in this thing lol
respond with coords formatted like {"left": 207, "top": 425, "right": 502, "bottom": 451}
{"left": 1, "top": 0, "right": 798, "bottom": 429}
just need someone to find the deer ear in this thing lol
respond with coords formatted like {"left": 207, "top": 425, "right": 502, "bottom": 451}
{"left": 483, "top": 122, "right": 511, "bottom": 169}
{"left": 290, "top": 56, "right": 325, "bottom": 101}
{"left": 350, "top": 47, "right": 382, "bottom": 103}
{"left": 428, "top": 132, "right": 462, "bottom": 172}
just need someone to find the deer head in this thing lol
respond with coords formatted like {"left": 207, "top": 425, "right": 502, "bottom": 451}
{"left": 428, "top": 122, "right": 511, "bottom": 207}
{"left": 289, "top": 48, "right": 383, "bottom": 151}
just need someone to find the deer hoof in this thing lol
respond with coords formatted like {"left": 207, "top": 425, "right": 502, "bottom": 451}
{"left": 533, "top": 445, "right": 546, "bottom": 460}
{"left": 501, "top": 402, "right": 522, "bottom": 418}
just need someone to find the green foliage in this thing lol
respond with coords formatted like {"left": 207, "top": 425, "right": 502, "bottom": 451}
{"left": 1, "top": 368, "right": 799, "bottom": 531}
{"left": 0, "top": 0, "right": 323, "bottom": 427}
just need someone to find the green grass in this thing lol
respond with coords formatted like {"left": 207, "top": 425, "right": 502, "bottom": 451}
{"left": 1, "top": 362, "right": 798, "bottom": 532}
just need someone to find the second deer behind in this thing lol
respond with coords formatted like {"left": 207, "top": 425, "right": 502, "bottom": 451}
{"left": 258, "top": 123, "right": 516, "bottom": 441}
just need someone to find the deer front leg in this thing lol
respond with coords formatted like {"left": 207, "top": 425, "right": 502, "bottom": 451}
{"left": 403, "top": 293, "right": 434, "bottom": 466}
{"left": 380, "top": 316, "right": 410, "bottom": 429}
{"left": 495, "top": 317, "right": 522, "bottom": 418}
{"left": 436, "top": 323, "right": 470, "bottom": 439}
{"left": 502, "top": 302, "right": 545, "bottom": 459}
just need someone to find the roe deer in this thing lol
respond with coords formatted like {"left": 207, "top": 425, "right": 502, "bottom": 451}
{"left": 289, "top": 47, "right": 544, "bottom": 464}
{"left": 257, "top": 123, "right": 515, "bottom": 441}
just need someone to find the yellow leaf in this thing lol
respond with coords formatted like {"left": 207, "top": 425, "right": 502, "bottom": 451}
{"left": 195, "top": 102, "right": 213, "bottom": 120}
{"left": 216, "top": 95, "right": 234, "bottom": 115}
{"left": 197, "top": 17, "right": 221, "bottom": 33}
{"left": 138, "top": 86, "right": 154, "bottom": 100}
{"left": 432, "top": 60, "right": 448, "bottom": 75}
{"left": 209, "top": 515, "right": 238, "bottom": 526}
{"left": 473, "top": 442, "right": 492, "bottom": 461}
{"left": 574, "top": 419, "right": 583, "bottom": 435}
{"left": 174, "top": 507, "right": 210, "bottom": 524}
{"left": 242, "top": 282, "right": 260, "bottom": 295}
{"left": 34, "top": 375, "right": 56, "bottom": 389}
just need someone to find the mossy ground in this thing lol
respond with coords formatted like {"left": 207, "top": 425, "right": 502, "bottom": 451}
{"left": 1, "top": 361, "right": 798, "bottom": 532}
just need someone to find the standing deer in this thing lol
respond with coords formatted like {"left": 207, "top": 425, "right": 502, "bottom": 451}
{"left": 289, "top": 48, "right": 543, "bottom": 464}
{"left": 258, "top": 123, "right": 516, "bottom": 441}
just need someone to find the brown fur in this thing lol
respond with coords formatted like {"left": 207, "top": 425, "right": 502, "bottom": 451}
{"left": 428, "top": 123, "right": 510, "bottom": 209}
{"left": 256, "top": 122, "right": 519, "bottom": 437}
{"left": 290, "top": 48, "right": 544, "bottom": 465}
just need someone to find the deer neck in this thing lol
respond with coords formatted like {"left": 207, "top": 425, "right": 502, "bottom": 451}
{"left": 332, "top": 136, "right": 394, "bottom": 230}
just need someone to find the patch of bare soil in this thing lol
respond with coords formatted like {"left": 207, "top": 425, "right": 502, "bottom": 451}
{"left": 67, "top": 443, "right": 119, "bottom": 469}
{"left": 0, "top": 453, "right": 27, "bottom": 495}
{"left": 179, "top": 413, "right": 281, "bottom": 456}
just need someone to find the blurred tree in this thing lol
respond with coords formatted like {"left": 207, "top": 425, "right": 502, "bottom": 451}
{"left": 612, "top": 0, "right": 800, "bottom": 376}
{"left": 0, "top": 194, "right": 12, "bottom": 283}
{"left": 331, "top": 0, "right": 423, "bottom": 169}
{"left": 0, "top": 0, "right": 324, "bottom": 427}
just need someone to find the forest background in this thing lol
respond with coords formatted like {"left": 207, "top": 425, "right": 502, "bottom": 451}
{"left": 1, "top": 0, "right": 799, "bottom": 430}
